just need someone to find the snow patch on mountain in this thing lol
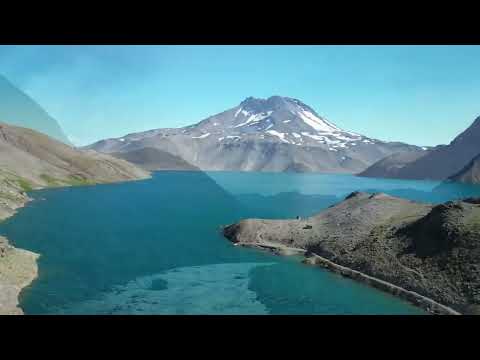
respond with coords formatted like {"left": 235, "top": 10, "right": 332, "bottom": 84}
{"left": 297, "top": 110, "right": 340, "bottom": 133}
{"left": 84, "top": 95, "right": 423, "bottom": 174}
{"left": 192, "top": 133, "right": 210, "bottom": 139}
{"left": 266, "top": 130, "right": 290, "bottom": 143}
{"left": 234, "top": 111, "right": 272, "bottom": 128}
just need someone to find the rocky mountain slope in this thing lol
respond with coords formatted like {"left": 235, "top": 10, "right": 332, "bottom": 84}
{"left": 358, "top": 149, "right": 430, "bottom": 178}
{"left": 364, "top": 116, "right": 480, "bottom": 181}
{"left": 223, "top": 192, "right": 480, "bottom": 314}
{"left": 0, "top": 122, "right": 149, "bottom": 314}
{"left": 0, "top": 122, "right": 149, "bottom": 222}
{"left": 0, "top": 74, "right": 70, "bottom": 144}
{"left": 86, "top": 96, "right": 423, "bottom": 173}
{"left": 449, "top": 153, "right": 480, "bottom": 184}
{"left": 111, "top": 147, "right": 199, "bottom": 171}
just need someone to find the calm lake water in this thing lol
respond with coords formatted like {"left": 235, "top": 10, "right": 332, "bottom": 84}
{"left": 2, "top": 171, "right": 480, "bottom": 315}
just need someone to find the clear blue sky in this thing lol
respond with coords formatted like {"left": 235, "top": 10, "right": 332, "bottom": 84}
{"left": 0, "top": 45, "right": 479, "bottom": 146}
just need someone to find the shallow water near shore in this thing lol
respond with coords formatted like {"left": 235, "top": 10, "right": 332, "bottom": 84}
{"left": 2, "top": 171, "right": 479, "bottom": 315}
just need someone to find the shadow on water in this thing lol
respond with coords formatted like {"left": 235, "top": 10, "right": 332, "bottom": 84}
{"left": 361, "top": 181, "right": 480, "bottom": 204}
{"left": 235, "top": 192, "right": 339, "bottom": 219}
{"left": 230, "top": 179, "right": 480, "bottom": 221}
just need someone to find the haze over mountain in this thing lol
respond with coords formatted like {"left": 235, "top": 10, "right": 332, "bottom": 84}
{"left": 86, "top": 96, "right": 423, "bottom": 173}
{"left": 0, "top": 74, "right": 70, "bottom": 144}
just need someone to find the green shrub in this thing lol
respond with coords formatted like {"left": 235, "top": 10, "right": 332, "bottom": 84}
{"left": 40, "top": 174, "right": 59, "bottom": 187}
{"left": 16, "top": 178, "right": 33, "bottom": 192}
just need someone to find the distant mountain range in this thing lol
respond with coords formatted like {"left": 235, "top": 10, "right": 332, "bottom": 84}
{"left": 86, "top": 96, "right": 423, "bottom": 173}
{"left": 3, "top": 78, "right": 479, "bottom": 184}
{"left": 0, "top": 74, "right": 70, "bottom": 144}
{"left": 360, "top": 116, "right": 480, "bottom": 183}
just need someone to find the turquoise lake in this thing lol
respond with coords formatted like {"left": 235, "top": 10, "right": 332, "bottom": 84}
{"left": 2, "top": 171, "right": 480, "bottom": 315}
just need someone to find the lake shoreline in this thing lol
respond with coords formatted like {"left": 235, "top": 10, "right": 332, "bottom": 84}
{"left": 0, "top": 174, "right": 152, "bottom": 315}
{"left": 0, "top": 196, "right": 39, "bottom": 315}
{"left": 234, "top": 241, "right": 461, "bottom": 315}
{"left": 3, "top": 170, "right": 472, "bottom": 315}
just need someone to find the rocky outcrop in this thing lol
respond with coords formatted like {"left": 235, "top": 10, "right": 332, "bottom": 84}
{"left": 223, "top": 192, "right": 480, "bottom": 314}
{"left": 0, "top": 236, "right": 38, "bottom": 315}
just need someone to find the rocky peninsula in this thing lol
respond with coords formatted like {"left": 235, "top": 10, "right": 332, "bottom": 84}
{"left": 0, "top": 235, "right": 38, "bottom": 314}
{"left": 224, "top": 191, "right": 480, "bottom": 315}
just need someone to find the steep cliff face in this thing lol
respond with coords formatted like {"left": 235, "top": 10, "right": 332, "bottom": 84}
{"left": 0, "top": 235, "right": 38, "bottom": 315}
{"left": 224, "top": 192, "right": 480, "bottom": 314}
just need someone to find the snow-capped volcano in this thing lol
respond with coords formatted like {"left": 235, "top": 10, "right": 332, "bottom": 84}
{"left": 230, "top": 96, "right": 342, "bottom": 133}
{"left": 186, "top": 96, "right": 367, "bottom": 150}
{"left": 86, "top": 96, "right": 423, "bottom": 173}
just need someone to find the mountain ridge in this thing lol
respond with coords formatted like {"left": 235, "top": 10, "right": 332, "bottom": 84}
{"left": 449, "top": 153, "right": 480, "bottom": 184}
{"left": 86, "top": 96, "right": 424, "bottom": 173}
{"left": 363, "top": 115, "right": 480, "bottom": 181}
{"left": 358, "top": 149, "right": 432, "bottom": 178}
